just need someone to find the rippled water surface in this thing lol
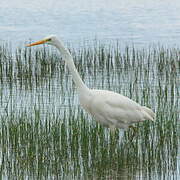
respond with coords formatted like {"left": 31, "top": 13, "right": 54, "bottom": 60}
{"left": 0, "top": 0, "right": 179, "bottom": 179}
{"left": 1, "top": 0, "right": 180, "bottom": 47}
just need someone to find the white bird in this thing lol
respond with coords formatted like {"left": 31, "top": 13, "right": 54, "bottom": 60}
{"left": 26, "top": 35, "right": 155, "bottom": 132}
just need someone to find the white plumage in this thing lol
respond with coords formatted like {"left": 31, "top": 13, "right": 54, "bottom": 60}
{"left": 79, "top": 89, "right": 155, "bottom": 129}
{"left": 27, "top": 35, "right": 155, "bottom": 130}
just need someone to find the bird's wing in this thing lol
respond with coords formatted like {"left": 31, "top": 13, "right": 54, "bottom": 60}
{"left": 90, "top": 90, "right": 154, "bottom": 126}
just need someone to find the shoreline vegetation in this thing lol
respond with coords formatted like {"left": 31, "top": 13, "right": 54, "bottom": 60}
{"left": 0, "top": 42, "right": 179, "bottom": 179}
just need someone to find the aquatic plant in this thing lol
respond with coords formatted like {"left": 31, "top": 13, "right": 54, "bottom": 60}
{"left": 0, "top": 42, "right": 179, "bottom": 179}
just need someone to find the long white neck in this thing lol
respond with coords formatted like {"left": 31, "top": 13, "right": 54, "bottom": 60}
{"left": 55, "top": 40, "right": 88, "bottom": 92}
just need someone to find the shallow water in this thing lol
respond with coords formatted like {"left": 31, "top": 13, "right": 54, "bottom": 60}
{"left": 0, "top": 0, "right": 179, "bottom": 179}
{"left": 0, "top": 45, "right": 179, "bottom": 179}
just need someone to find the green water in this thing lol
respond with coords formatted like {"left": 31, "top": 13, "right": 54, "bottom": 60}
{"left": 0, "top": 43, "right": 179, "bottom": 179}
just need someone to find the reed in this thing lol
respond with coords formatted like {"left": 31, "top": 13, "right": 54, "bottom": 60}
{"left": 0, "top": 42, "right": 179, "bottom": 179}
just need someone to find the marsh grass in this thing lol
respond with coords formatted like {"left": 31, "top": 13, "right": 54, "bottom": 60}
{"left": 0, "top": 42, "right": 179, "bottom": 179}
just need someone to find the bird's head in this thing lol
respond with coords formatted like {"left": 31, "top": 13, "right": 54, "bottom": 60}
{"left": 26, "top": 35, "right": 70, "bottom": 60}
{"left": 26, "top": 35, "right": 59, "bottom": 47}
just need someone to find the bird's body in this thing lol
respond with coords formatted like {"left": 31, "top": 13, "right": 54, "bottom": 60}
{"left": 79, "top": 89, "right": 154, "bottom": 129}
{"left": 27, "top": 35, "right": 155, "bottom": 130}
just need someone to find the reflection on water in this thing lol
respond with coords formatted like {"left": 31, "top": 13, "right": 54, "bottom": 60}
{"left": 0, "top": 45, "right": 179, "bottom": 179}
{"left": 0, "top": 0, "right": 180, "bottom": 178}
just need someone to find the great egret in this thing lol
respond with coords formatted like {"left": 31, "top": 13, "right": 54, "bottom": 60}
{"left": 26, "top": 35, "right": 155, "bottom": 131}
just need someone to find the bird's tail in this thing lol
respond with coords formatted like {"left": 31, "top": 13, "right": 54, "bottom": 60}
{"left": 142, "top": 106, "right": 155, "bottom": 121}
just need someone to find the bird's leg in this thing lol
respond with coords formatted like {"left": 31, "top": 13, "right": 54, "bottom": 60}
{"left": 109, "top": 125, "right": 117, "bottom": 146}
{"left": 119, "top": 129, "right": 125, "bottom": 142}
{"left": 110, "top": 125, "right": 116, "bottom": 136}
{"left": 129, "top": 125, "right": 138, "bottom": 141}
{"left": 109, "top": 125, "right": 117, "bottom": 143}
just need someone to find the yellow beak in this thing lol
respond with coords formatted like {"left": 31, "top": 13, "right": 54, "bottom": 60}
{"left": 26, "top": 39, "right": 47, "bottom": 47}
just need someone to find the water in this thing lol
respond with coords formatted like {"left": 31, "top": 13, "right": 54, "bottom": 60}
{"left": 0, "top": 44, "right": 179, "bottom": 179}
{"left": 1, "top": 0, "right": 180, "bottom": 48}
{"left": 0, "top": 0, "right": 179, "bottom": 179}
